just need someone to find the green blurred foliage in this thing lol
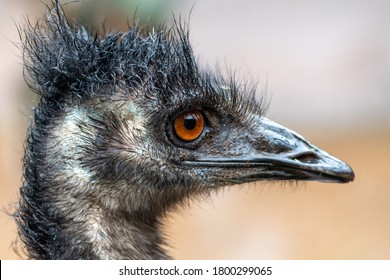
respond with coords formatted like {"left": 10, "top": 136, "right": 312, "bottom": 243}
{"left": 61, "top": 0, "right": 178, "bottom": 31}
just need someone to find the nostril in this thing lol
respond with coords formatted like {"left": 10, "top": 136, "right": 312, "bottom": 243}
{"left": 293, "top": 152, "right": 321, "bottom": 164}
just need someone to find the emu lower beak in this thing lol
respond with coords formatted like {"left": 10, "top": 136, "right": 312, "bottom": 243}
{"left": 185, "top": 118, "right": 354, "bottom": 183}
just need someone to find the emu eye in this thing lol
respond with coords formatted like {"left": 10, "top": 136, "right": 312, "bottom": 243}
{"left": 174, "top": 110, "right": 204, "bottom": 142}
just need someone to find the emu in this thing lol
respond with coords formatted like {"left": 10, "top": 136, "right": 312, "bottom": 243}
{"left": 16, "top": 3, "right": 354, "bottom": 259}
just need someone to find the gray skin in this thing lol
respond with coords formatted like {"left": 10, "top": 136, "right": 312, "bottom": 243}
{"left": 16, "top": 2, "right": 354, "bottom": 260}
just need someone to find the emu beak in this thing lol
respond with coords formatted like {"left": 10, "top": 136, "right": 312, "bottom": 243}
{"left": 186, "top": 117, "right": 355, "bottom": 183}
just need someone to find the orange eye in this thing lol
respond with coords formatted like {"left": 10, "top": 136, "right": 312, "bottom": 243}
{"left": 174, "top": 110, "right": 204, "bottom": 142}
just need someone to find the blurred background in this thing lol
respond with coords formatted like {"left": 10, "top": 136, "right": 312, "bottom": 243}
{"left": 1, "top": 0, "right": 389, "bottom": 259}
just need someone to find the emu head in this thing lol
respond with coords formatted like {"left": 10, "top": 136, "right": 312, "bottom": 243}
{"left": 22, "top": 3, "right": 354, "bottom": 213}
{"left": 17, "top": 3, "right": 354, "bottom": 259}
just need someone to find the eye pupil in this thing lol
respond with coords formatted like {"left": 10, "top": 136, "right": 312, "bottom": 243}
{"left": 184, "top": 115, "right": 197, "bottom": 130}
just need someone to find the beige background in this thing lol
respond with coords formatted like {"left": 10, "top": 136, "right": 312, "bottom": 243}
{"left": 1, "top": 0, "right": 389, "bottom": 259}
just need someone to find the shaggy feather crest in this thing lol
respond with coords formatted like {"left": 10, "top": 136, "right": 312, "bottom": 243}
{"left": 21, "top": 3, "right": 262, "bottom": 112}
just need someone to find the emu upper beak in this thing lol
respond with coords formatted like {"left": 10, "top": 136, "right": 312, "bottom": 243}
{"left": 185, "top": 117, "right": 355, "bottom": 183}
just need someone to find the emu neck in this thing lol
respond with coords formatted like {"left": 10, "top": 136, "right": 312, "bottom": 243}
{"left": 35, "top": 178, "right": 170, "bottom": 259}
{"left": 74, "top": 198, "right": 168, "bottom": 259}
{"left": 45, "top": 150, "right": 171, "bottom": 259}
